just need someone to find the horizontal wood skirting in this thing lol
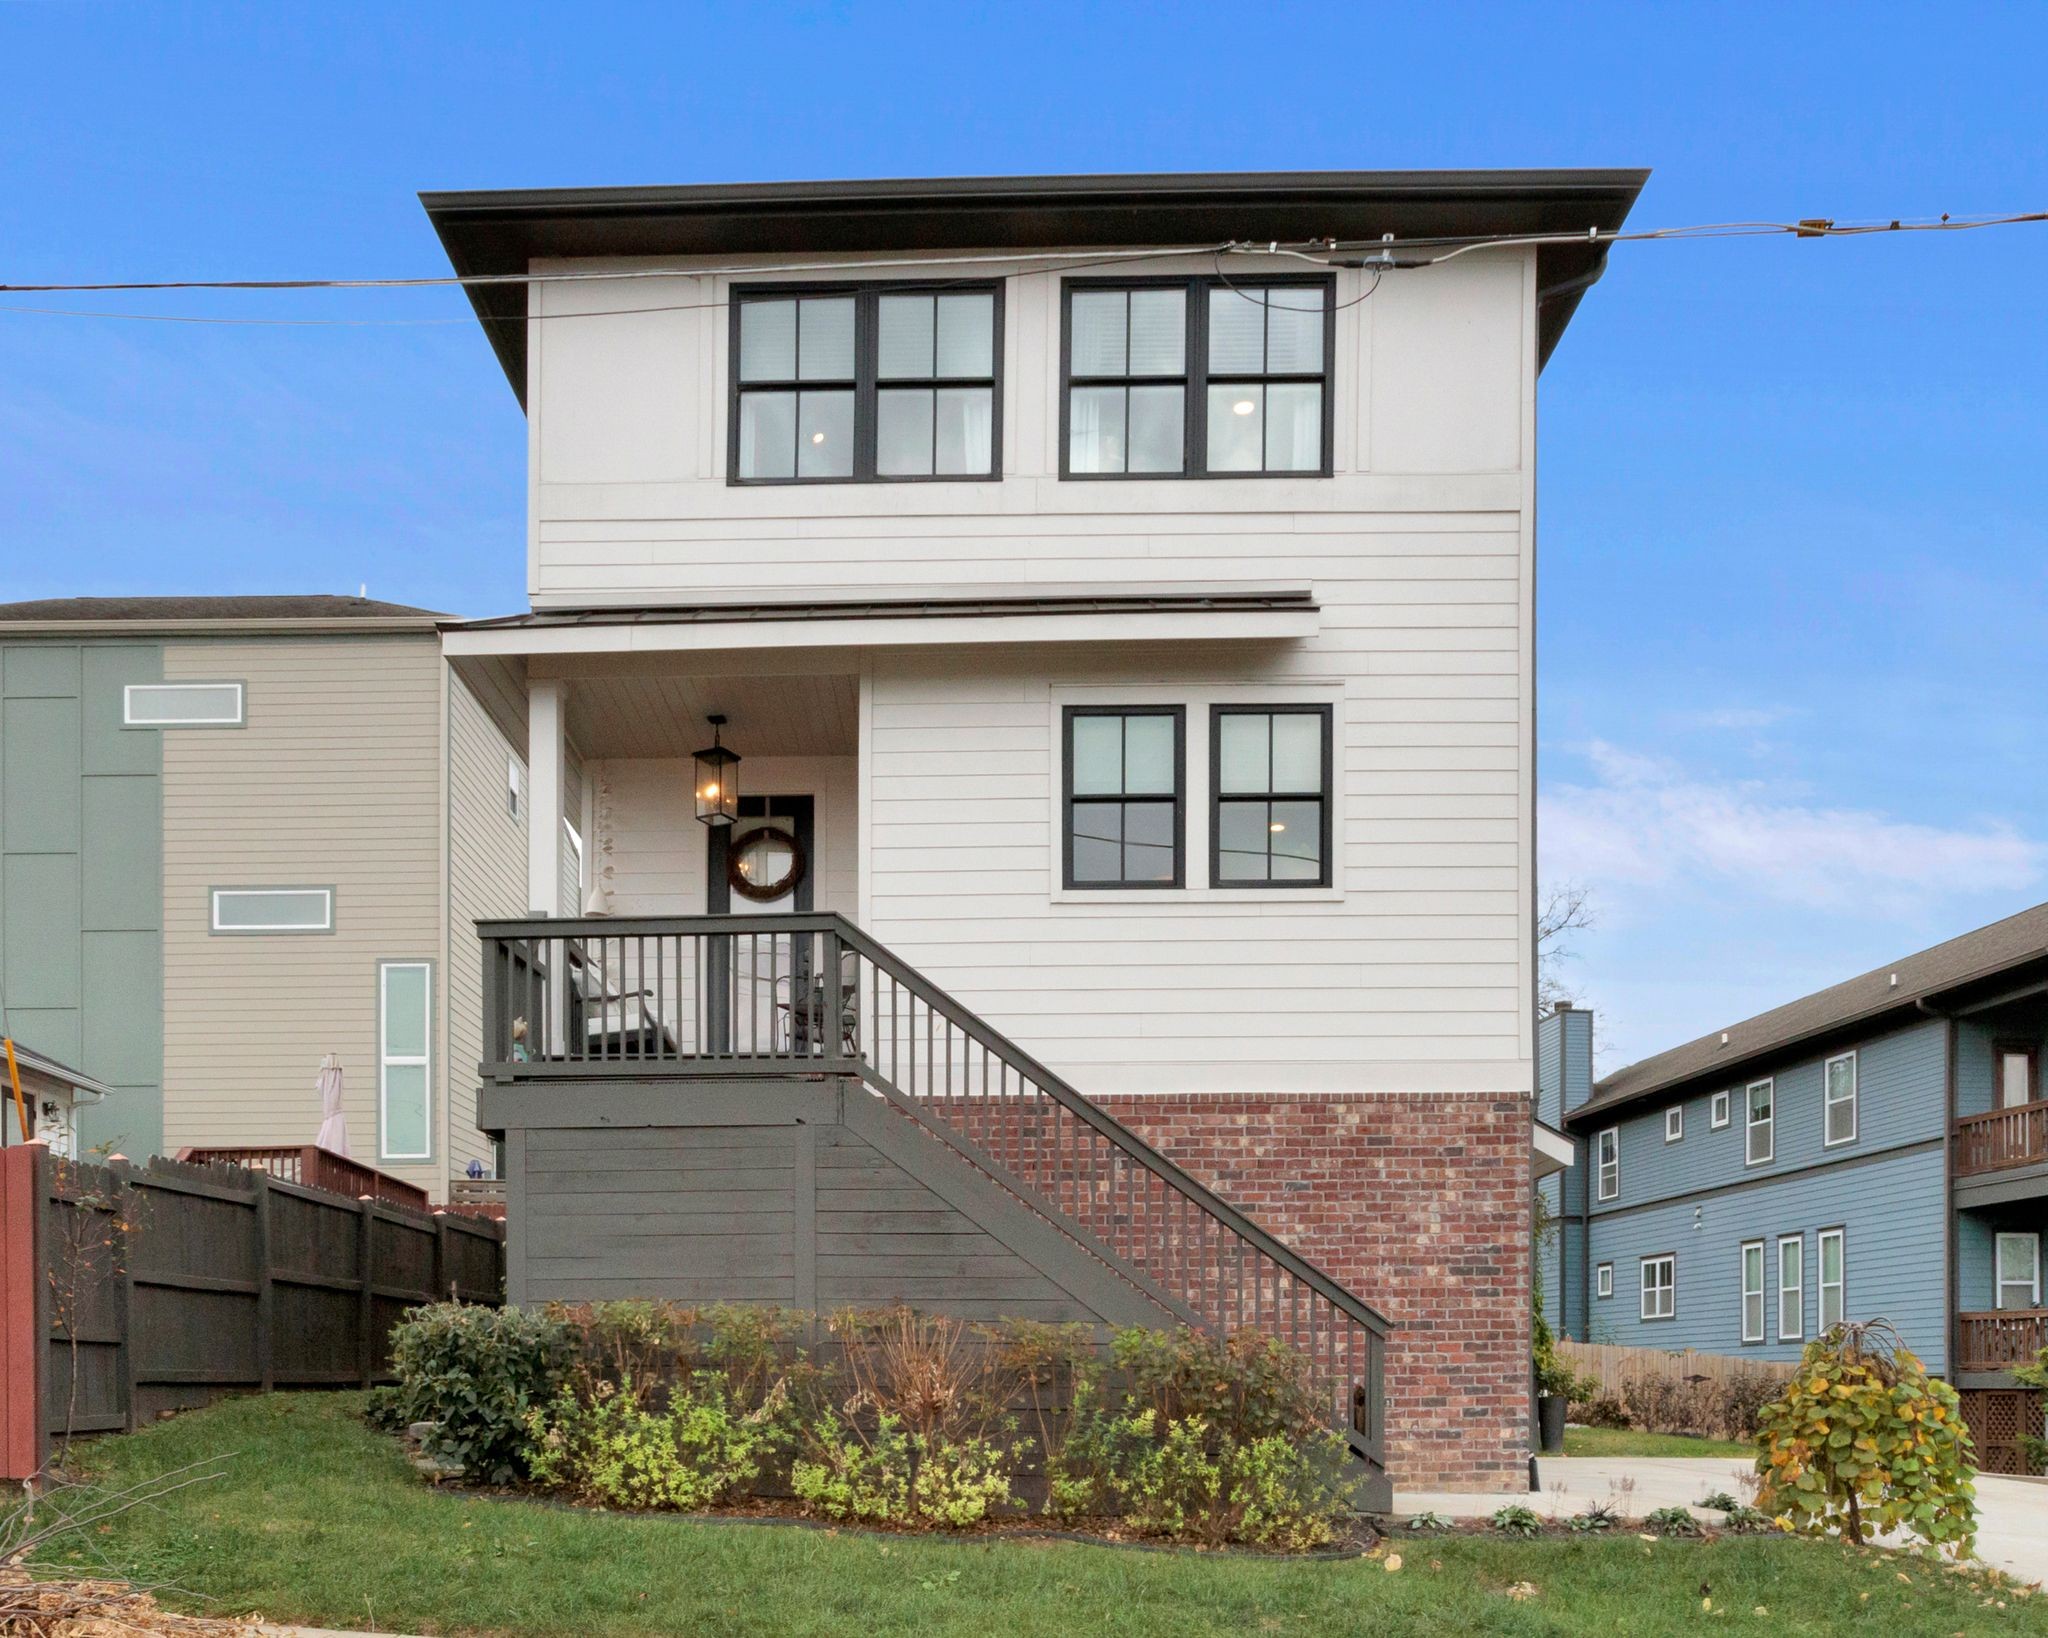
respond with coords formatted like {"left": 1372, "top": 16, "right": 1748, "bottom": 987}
{"left": 1584, "top": 1136, "right": 1944, "bottom": 1224}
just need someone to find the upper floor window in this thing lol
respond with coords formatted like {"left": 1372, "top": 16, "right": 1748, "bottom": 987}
{"left": 1823, "top": 1051, "right": 1857, "bottom": 1147}
{"left": 1999, "top": 1044, "right": 2039, "bottom": 1109}
{"left": 1746, "top": 1078, "right": 1775, "bottom": 1166}
{"left": 1710, "top": 1089, "right": 1731, "bottom": 1129}
{"left": 1211, "top": 706, "right": 1332, "bottom": 887}
{"left": 1061, "top": 277, "right": 1333, "bottom": 479}
{"left": 730, "top": 285, "right": 1001, "bottom": 483}
{"left": 124, "top": 681, "right": 243, "bottom": 728}
{"left": 1664, "top": 1105, "right": 1683, "bottom": 1143}
{"left": 1996, "top": 1232, "right": 2040, "bottom": 1310}
{"left": 1063, "top": 707, "right": 1184, "bottom": 889}
{"left": 211, "top": 887, "right": 333, "bottom": 935}
{"left": 1595, "top": 1127, "right": 1619, "bottom": 1201}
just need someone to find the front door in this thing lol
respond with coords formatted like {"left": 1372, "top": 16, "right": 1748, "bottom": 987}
{"left": 1999, "top": 1045, "right": 2038, "bottom": 1110}
{"left": 706, "top": 796, "right": 815, "bottom": 1051}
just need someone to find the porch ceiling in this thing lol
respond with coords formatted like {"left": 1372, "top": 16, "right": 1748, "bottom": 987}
{"left": 565, "top": 671, "right": 857, "bottom": 759}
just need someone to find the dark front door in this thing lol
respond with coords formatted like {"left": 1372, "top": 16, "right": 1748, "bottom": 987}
{"left": 705, "top": 796, "right": 815, "bottom": 1051}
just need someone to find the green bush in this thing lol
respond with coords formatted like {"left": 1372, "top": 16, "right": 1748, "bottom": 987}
{"left": 383, "top": 1303, "right": 577, "bottom": 1482}
{"left": 2014, "top": 1348, "right": 2048, "bottom": 1473}
{"left": 526, "top": 1372, "right": 791, "bottom": 1510}
{"left": 1488, "top": 1504, "right": 1541, "bottom": 1537}
{"left": 1532, "top": 1292, "right": 1596, "bottom": 1401}
{"left": 790, "top": 1410, "right": 1021, "bottom": 1528}
{"left": 1644, "top": 1504, "right": 1701, "bottom": 1537}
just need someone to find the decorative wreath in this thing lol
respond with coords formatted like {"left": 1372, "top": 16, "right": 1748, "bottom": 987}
{"left": 727, "top": 826, "right": 808, "bottom": 903}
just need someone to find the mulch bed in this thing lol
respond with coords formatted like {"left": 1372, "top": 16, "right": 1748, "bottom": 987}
{"left": 0, "top": 1567, "right": 259, "bottom": 1636}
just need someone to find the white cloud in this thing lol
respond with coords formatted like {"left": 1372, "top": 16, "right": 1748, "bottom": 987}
{"left": 1670, "top": 704, "right": 1802, "bottom": 732}
{"left": 1541, "top": 740, "right": 2045, "bottom": 914}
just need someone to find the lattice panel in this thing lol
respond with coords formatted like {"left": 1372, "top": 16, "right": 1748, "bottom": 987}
{"left": 1960, "top": 1389, "right": 2044, "bottom": 1476}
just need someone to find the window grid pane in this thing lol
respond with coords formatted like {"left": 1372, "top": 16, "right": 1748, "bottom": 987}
{"left": 1212, "top": 709, "right": 1329, "bottom": 886}
{"left": 1066, "top": 710, "right": 1180, "bottom": 887}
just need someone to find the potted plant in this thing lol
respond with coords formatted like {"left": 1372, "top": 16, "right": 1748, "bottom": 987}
{"left": 1532, "top": 1294, "right": 1589, "bottom": 1455}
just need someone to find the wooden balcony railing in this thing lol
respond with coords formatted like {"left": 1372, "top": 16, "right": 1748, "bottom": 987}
{"left": 174, "top": 1144, "right": 431, "bottom": 1210}
{"left": 1957, "top": 1309, "right": 2048, "bottom": 1372}
{"left": 1953, "top": 1103, "right": 2048, "bottom": 1177}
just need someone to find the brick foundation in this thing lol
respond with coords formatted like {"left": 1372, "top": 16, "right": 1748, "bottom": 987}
{"left": 1094, "top": 1090, "right": 1533, "bottom": 1492}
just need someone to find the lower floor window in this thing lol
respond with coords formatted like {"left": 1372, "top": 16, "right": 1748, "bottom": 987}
{"left": 1741, "top": 1241, "right": 1766, "bottom": 1342}
{"left": 1640, "top": 1254, "right": 1675, "bottom": 1320}
{"left": 1997, "top": 1232, "right": 2041, "bottom": 1310}
{"left": 379, "top": 961, "right": 432, "bottom": 1161}
{"left": 1595, "top": 1262, "right": 1613, "bottom": 1299}
{"left": 1818, "top": 1228, "right": 1846, "bottom": 1330}
{"left": 1778, "top": 1235, "right": 1804, "bottom": 1341}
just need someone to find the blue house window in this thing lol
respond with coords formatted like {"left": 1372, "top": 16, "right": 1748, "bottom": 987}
{"left": 1740, "top": 1241, "right": 1766, "bottom": 1343}
{"left": 1746, "top": 1079, "right": 1775, "bottom": 1166}
{"left": 1595, "top": 1128, "right": 1619, "bottom": 1202}
{"left": 1823, "top": 1052, "right": 1857, "bottom": 1147}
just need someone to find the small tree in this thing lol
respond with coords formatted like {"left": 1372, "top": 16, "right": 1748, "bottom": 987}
{"left": 1755, "top": 1319, "right": 1976, "bottom": 1555}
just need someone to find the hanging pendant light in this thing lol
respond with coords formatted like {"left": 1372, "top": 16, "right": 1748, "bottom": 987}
{"left": 692, "top": 714, "right": 740, "bottom": 827}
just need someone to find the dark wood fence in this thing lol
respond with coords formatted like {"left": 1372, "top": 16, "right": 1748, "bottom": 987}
{"left": 0, "top": 1142, "right": 503, "bottom": 1480}
{"left": 174, "top": 1143, "right": 432, "bottom": 1209}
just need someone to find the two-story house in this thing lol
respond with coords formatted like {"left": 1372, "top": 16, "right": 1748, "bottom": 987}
{"left": 423, "top": 169, "right": 1644, "bottom": 1494}
{"left": 1547, "top": 902, "right": 2048, "bottom": 1475}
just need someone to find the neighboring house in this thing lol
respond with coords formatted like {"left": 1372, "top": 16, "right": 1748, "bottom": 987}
{"left": 1548, "top": 903, "right": 2048, "bottom": 1475}
{"left": 0, "top": 597, "right": 529, "bottom": 1197}
{"left": 424, "top": 167, "right": 1643, "bottom": 1493}
{"left": 1, "top": 1040, "right": 110, "bottom": 1157}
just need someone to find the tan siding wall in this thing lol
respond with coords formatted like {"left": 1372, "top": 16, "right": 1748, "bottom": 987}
{"left": 160, "top": 637, "right": 445, "bottom": 1192}
{"left": 446, "top": 670, "right": 527, "bottom": 1177}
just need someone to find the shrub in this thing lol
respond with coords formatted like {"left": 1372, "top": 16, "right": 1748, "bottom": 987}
{"left": 1111, "top": 1325, "right": 1325, "bottom": 1443}
{"left": 526, "top": 1372, "right": 792, "bottom": 1510}
{"left": 1710, "top": 1368, "right": 1783, "bottom": 1442}
{"left": 791, "top": 1410, "right": 1021, "bottom": 1528}
{"left": 1565, "top": 1502, "right": 1617, "bottom": 1533}
{"left": 1755, "top": 1320, "right": 1976, "bottom": 1554}
{"left": 1619, "top": 1369, "right": 1706, "bottom": 1436}
{"left": 1404, "top": 1511, "right": 1453, "bottom": 1532}
{"left": 1533, "top": 1294, "right": 1596, "bottom": 1402}
{"left": 2014, "top": 1347, "right": 2048, "bottom": 1473}
{"left": 1697, "top": 1490, "right": 1740, "bottom": 1513}
{"left": 1570, "top": 1392, "right": 1630, "bottom": 1430}
{"left": 1644, "top": 1505, "right": 1700, "bottom": 1537}
{"left": 383, "top": 1303, "right": 577, "bottom": 1482}
{"left": 1489, "top": 1504, "right": 1542, "bottom": 1538}
{"left": 1719, "top": 1504, "right": 1773, "bottom": 1534}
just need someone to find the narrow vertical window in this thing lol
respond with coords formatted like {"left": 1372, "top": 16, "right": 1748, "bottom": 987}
{"left": 1746, "top": 1079, "right": 1775, "bottom": 1165}
{"left": 1640, "top": 1254, "right": 1675, "bottom": 1321}
{"left": 1595, "top": 1128, "right": 1619, "bottom": 1202}
{"left": 1596, "top": 1263, "right": 1613, "bottom": 1299}
{"left": 1740, "top": 1241, "right": 1766, "bottom": 1343}
{"left": 1818, "top": 1229, "right": 1846, "bottom": 1331}
{"left": 1710, "top": 1089, "right": 1730, "bottom": 1129}
{"left": 1996, "top": 1233, "right": 2041, "bottom": 1310}
{"left": 1664, "top": 1105, "right": 1684, "bottom": 1143}
{"left": 379, "top": 961, "right": 432, "bottom": 1162}
{"left": 507, "top": 754, "right": 524, "bottom": 820}
{"left": 1777, "top": 1235, "right": 1804, "bottom": 1341}
{"left": 1823, "top": 1051, "right": 1857, "bottom": 1146}
{"left": 1999, "top": 1045, "right": 2039, "bottom": 1110}
{"left": 1211, "top": 705, "right": 1332, "bottom": 887}
{"left": 1063, "top": 707, "right": 1184, "bottom": 888}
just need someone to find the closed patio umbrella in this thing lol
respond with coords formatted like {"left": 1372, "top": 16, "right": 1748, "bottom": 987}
{"left": 314, "top": 1053, "right": 351, "bottom": 1156}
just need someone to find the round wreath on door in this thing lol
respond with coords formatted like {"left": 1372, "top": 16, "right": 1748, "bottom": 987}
{"left": 728, "top": 827, "right": 808, "bottom": 903}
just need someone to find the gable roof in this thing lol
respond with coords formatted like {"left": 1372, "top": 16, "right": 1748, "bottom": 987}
{"left": 0, "top": 595, "right": 444, "bottom": 632}
{"left": 421, "top": 167, "right": 1650, "bottom": 407}
{"left": 1573, "top": 900, "right": 2048, "bottom": 1128}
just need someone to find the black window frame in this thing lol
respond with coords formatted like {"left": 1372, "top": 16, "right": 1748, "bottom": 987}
{"left": 1061, "top": 705, "right": 1187, "bottom": 890}
{"left": 1208, "top": 703, "right": 1334, "bottom": 889}
{"left": 727, "top": 280, "right": 1005, "bottom": 486}
{"left": 1059, "top": 273, "right": 1336, "bottom": 481}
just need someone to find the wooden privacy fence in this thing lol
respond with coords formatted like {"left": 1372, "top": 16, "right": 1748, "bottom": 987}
{"left": 0, "top": 1142, "right": 504, "bottom": 1481}
{"left": 1558, "top": 1339, "right": 1795, "bottom": 1401}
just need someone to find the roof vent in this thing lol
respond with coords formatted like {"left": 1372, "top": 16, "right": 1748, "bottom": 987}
{"left": 1889, "top": 972, "right": 1900, "bottom": 988}
{"left": 1719, "top": 1031, "right": 1730, "bottom": 1046}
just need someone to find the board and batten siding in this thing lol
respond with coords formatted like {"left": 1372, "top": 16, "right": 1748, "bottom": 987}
{"left": 523, "top": 249, "right": 1540, "bottom": 1098}
{"left": 160, "top": 637, "right": 445, "bottom": 1193}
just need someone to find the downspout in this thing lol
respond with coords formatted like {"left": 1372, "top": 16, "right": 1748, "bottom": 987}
{"left": 1920, "top": 997, "right": 1956, "bottom": 1381}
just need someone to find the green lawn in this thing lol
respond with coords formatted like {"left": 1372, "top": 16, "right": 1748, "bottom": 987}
{"left": 36, "top": 1394, "right": 2035, "bottom": 1638}
{"left": 1560, "top": 1426, "right": 1757, "bottom": 1459}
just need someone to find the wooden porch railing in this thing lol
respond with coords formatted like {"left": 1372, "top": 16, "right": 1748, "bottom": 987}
{"left": 478, "top": 913, "right": 1392, "bottom": 1479}
{"left": 1957, "top": 1309, "right": 2048, "bottom": 1373}
{"left": 174, "top": 1144, "right": 431, "bottom": 1209}
{"left": 1953, "top": 1103, "right": 2048, "bottom": 1176}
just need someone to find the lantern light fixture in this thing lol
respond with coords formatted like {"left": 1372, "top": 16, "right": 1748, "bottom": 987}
{"left": 692, "top": 714, "right": 741, "bottom": 827}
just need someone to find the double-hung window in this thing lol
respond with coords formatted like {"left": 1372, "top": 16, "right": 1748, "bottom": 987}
{"left": 1777, "top": 1235, "right": 1804, "bottom": 1341}
{"left": 731, "top": 284, "right": 1001, "bottom": 482}
{"left": 1641, "top": 1254, "right": 1675, "bottom": 1321}
{"left": 1063, "top": 276, "right": 1333, "bottom": 477}
{"left": 1823, "top": 1051, "right": 1857, "bottom": 1146}
{"left": 1595, "top": 1128, "right": 1619, "bottom": 1202}
{"left": 1997, "top": 1233, "right": 2041, "bottom": 1310}
{"left": 1818, "top": 1228, "right": 1846, "bottom": 1330}
{"left": 1063, "top": 707, "right": 1184, "bottom": 888}
{"left": 379, "top": 961, "right": 432, "bottom": 1162}
{"left": 1740, "top": 1241, "right": 1766, "bottom": 1343}
{"left": 1746, "top": 1079, "right": 1775, "bottom": 1165}
{"left": 1211, "top": 706, "right": 1332, "bottom": 886}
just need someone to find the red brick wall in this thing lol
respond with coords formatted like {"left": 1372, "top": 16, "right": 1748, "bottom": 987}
{"left": 1094, "top": 1090, "right": 1533, "bottom": 1493}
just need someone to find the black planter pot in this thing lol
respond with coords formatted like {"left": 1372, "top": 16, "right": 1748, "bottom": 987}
{"left": 1537, "top": 1393, "right": 1568, "bottom": 1454}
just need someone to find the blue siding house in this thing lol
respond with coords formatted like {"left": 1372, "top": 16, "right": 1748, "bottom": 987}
{"left": 1551, "top": 902, "right": 2048, "bottom": 1475}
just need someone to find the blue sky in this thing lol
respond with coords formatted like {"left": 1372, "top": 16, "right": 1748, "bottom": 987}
{"left": 3, "top": 1, "right": 2044, "bottom": 1066}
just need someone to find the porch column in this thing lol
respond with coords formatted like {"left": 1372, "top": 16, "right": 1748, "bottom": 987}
{"left": 527, "top": 679, "right": 567, "bottom": 916}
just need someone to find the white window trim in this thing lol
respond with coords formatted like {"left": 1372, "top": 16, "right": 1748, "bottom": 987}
{"left": 1777, "top": 1234, "right": 1804, "bottom": 1341}
{"left": 1823, "top": 1050, "right": 1858, "bottom": 1148}
{"left": 210, "top": 887, "right": 334, "bottom": 935}
{"left": 1640, "top": 1254, "right": 1675, "bottom": 1322}
{"left": 1665, "top": 1105, "right": 1684, "bottom": 1143}
{"left": 507, "top": 754, "right": 524, "bottom": 821}
{"left": 1818, "top": 1228, "right": 1846, "bottom": 1331}
{"left": 123, "top": 680, "right": 245, "bottom": 727}
{"left": 1996, "top": 1232, "right": 2041, "bottom": 1310}
{"left": 1740, "top": 1240, "right": 1766, "bottom": 1343}
{"left": 1596, "top": 1262, "right": 1613, "bottom": 1299}
{"left": 1710, "top": 1089, "right": 1730, "bottom": 1130}
{"left": 1746, "top": 1078, "right": 1775, "bottom": 1167}
{"left": 1046, "top": 682, "right": 1346, "bottom": 905}
{"left": 1595, "top": 1127, "right": 1619, "bottom": 1202}
{"left": 378, "top": 960, "right": 433, "bottom": 1163}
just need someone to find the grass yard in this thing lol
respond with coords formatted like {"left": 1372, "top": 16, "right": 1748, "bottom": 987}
{"left": 37, "top": 1394, "right": 2038, "bottom": 1638}
{"left": 1560, "top": 1426, "right": 1756, "bottom": 1459}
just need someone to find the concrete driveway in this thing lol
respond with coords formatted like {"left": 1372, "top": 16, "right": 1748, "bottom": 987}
{"left": 1394, "top": 1456, "right": 2048, "bottom": 1588}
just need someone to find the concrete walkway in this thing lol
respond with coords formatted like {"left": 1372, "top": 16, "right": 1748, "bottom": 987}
{"left": 1397, "top": 1456, "right": 2048, "bottom": 1588}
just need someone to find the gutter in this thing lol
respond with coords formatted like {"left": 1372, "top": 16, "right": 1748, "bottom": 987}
{"left": 0, "top": 619, "right": 444, "bottom": 637}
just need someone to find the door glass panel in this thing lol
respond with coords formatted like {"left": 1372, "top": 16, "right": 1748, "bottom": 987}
{"left": 1122, "top": 715, "right": 1176, "bottom": 794}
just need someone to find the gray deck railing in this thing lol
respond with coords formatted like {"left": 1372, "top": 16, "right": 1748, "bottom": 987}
{"left": 477, "top": 912, "right": 1390, "bottom": 1470}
